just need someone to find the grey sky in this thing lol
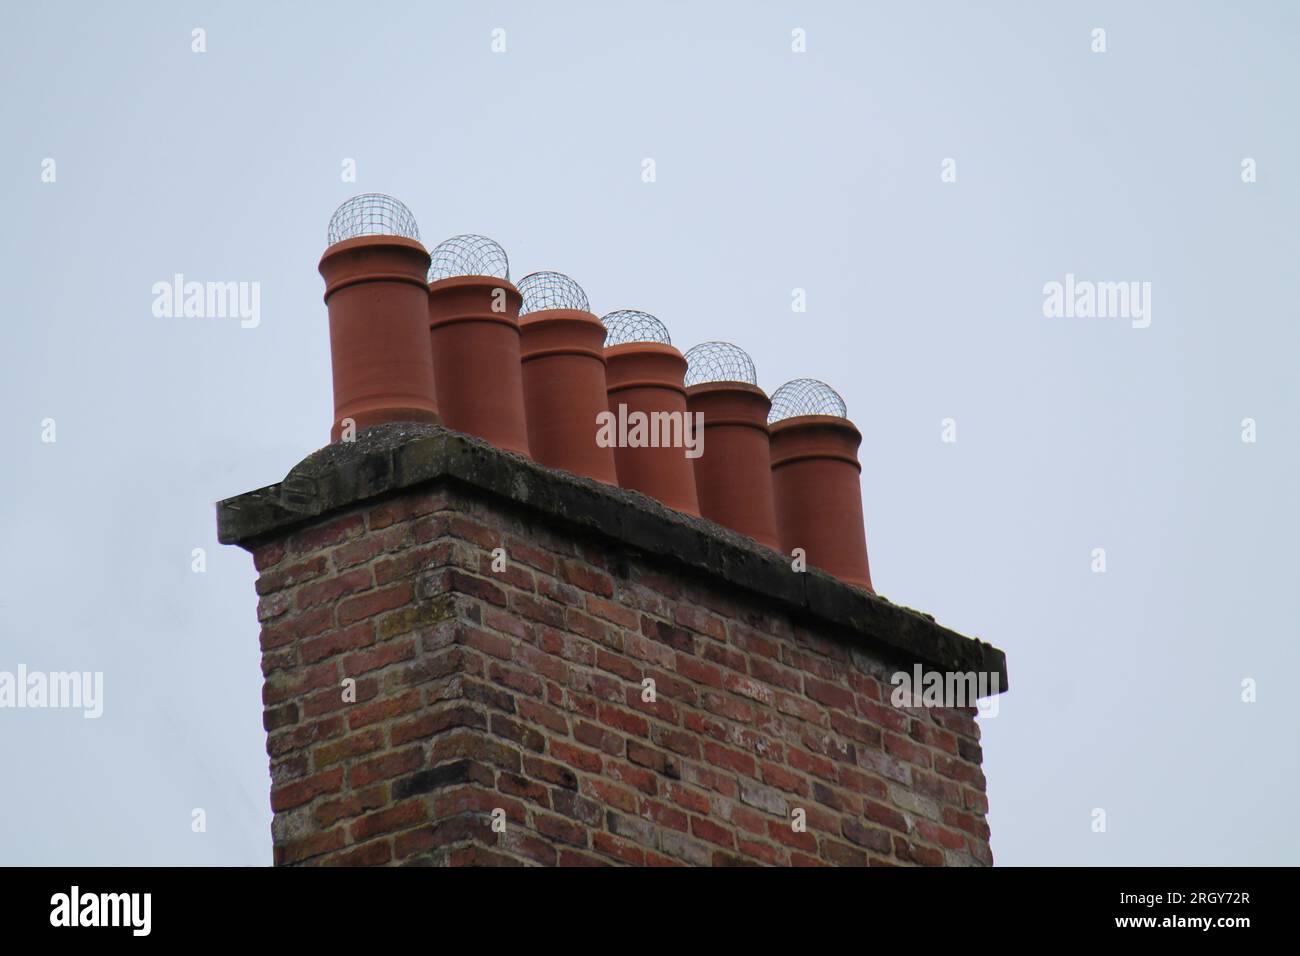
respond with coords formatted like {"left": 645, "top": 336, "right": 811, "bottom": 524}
{"left": 1, "top": 0, "right": 1296, "bottom": 865}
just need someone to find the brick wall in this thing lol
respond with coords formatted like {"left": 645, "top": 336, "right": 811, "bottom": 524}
{"left": 221, "top": 425, "right": 1005, "bottom": 867}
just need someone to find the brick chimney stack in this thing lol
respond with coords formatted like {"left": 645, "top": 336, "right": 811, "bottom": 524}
{"left": 217, "top": 213, "right": 1005, "bottom": 866}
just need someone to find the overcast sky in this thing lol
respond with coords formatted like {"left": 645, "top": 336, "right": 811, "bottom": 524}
{"left": 2, "top": 0, "right": 1296, "bottom": 865}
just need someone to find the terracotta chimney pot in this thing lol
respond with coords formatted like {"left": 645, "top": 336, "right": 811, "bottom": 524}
{"left": 427, "top": 274, "right": 531, "bottom": 457}
{"left": 515, "top": 272, "right": 618, "bottom": 483}
{"left": 518, "top": 308, "right": 620, "bottom": 483}
{"left": 769, "top": 413, "right": 873, "bottom": 592}
{"left": 318, "top": 234, "right": 440, "bottom": 442}
{"left": 686, "top": 381, "right": 780, "bottom": 548}
{"left": 603, "top": 341, "right": 701, "bottom": 516}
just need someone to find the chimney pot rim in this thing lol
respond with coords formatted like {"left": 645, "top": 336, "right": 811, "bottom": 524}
{"left": 685, "top": 380, "right": 769, "bottom": 399}
{"left": 427, "top": 274, "right": 520, "bottom": 294}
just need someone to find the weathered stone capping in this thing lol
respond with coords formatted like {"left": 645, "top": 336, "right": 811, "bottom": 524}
{"left": 218, "top": 424, "right": 1007, "bottom": 866}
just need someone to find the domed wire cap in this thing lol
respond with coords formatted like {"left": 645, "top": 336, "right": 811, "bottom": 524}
{"left": 683, "top": 341, "right": 757, "bottom": 387}
{"left": 601, "top": 310, "right": 671, "bottom": 347}
{"left": 327, "top": 193, "right": 421, "bottom": 245}
{"left": 428, "top": 234, "right": 509, "bottom": 282}
{"left": 517, "top": 271, "right": 589, "bottom": 315}
{"left": 768, "top": 378, "right": 848, "bottom": 423}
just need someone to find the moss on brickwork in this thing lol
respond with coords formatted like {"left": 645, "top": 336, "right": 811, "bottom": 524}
{"left": 218, "top": 424, "right": 1007, "bottom": 687}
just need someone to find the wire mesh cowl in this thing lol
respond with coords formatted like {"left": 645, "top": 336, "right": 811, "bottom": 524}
{"left": 601, "top": 310, "right": 671, "bottom": 347}
{"left": 517, "top": 271, "right": 590, "bottom": 315}
{"left": 683, "top": 341, "right": 757, "bottom": 387}
{"left": 327, "top": 194, "right": 421, "bottom": 246}
{"left": 767, "top": 379, "right": 847, "bottom": 424}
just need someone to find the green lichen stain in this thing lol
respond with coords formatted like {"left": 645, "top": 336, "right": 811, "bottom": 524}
{"left": 378, "top": 594, "right": 456, "bottom": 640}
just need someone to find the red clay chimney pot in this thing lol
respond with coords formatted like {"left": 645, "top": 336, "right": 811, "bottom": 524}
{"left": 686, "top": 381, "right": 780, "bottom": 548}
{"left": 768, "top": 412, "right": 874, "bottom": 592}
{"left": 518, "top": 308, "right": 620, "bottom": 483}
{"left": 318, "top": 234, "right": 441, "bottom": 442}
{"left": 427, "top": 273, "right": 531, "bottom": 457}
{"left": 603, "top": 341, "right": 701, "bottom": 516}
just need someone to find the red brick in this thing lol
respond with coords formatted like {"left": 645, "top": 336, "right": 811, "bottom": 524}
{"left": 349, "top": 799, "right": 427, "bottom": 841}
{"left": 884, "top": 732, "right": 932, "bottom": 768}
{"left": 804, "top": 676, "right": 854, "bottom": 711}
{"left": 916, "top": 818, "right": 967, "bottom": 851}
{"left": 347, "top": 689, "right": 422, "bottom": 730}
{"left": 574, "top": 721, "right": 624, "bottom": 755}
{"left": 559, "top": 848, "right": 612, "bottom": 866}
{"left": 327, "top": 839, "right": 393, "bottom": 866}
{"left": 260, "top": 605, "right": 334, "bottom": 651}
{"left": 942, "top": 805, "right": 991, "bottom": 840}
{"left": 301, "top": 622, "right": 375, "bottom": 665}
{"left": 313, "top": 785, "right": 388, "bottom": 829}
{"left": 275, "top": 828, "right": 346, "bottom": 865}
{"left": 787, "top": 747, "right": 837, "bottom": 782}
{"left": 829, "top": 710, "right": 882, "bottom": 748}
{"left": 674, "top": 653, "right": 723, "bottom": 688}
{"left": 489, "top": 661, "right": 544, "bottom": 698}
{"left": 910, "top": 720, "right": 959, "bottom": 755}
{"left": 338, "top": 581, "right": 413, "bottom": 626}
{"left": 288, "top": 514, "right": 364, "bottom": 555}
{"left": 505, "top": 539, "right": 557, "bottom": 576}
{"left": 702, "top": 742, "right": 755, "bottom": 778}
{"left": 585, "top": 595, "right": 639, "bottom": 629}
{"left": 574, "top": 778, "right": 635, "bottom": 815}
{"left": 257, "top": 555, "right": 328, "bottom": 595}
{"left": 934, "top": 752, "right": 984, "bottom": 787}
{"left": 296, "top": 567, "right": 373, "bottom": 611}
{"left": 639, "top": 798, "right": 689, "bottom": 832}
{"left": 448, "top": 569, "right": 507, "bottom": 607}
{"left": 560, "top": 560, "right": 613, "bottom": 597}
{"left": 604, "top": 759, "right": 658, "bottom": 795}
{"left": 447, "top": 515, "right": 500, "bottom": 550}
{"left": 592, "top": 831, "right": 645, "bottom": 865}
{"left": 535, "top": 812, "right": 589, "bottom": 847}
{"left": 690, "top": 816, "right": 735, "bottom": 849}
{"left": 254, "top": 540, "right": 285, "bottom": 571}
{"left": 823, "top": 838, "right": 875, "bottom": 867}
{"left": 597, "top": 702, "right": 649, "bottom": 738}
{"left": 760, "top": 761, "right": 809, "bottom": 795}
{"left": 348, "top": 747, "right": 423, "bottom": 788}
{"left": 366, "top": 493, "right": 444, "bottom": 531}
{"left": 312, "top": 726, "right": 385, "bottom": 769}
{"left": 271, "top": 768, "right": 344, "bottom": 812}
{"left": 300, "top": 675, "right": 377, "bottom": 719}
{"left": 549, "top": 740, "right": 603, "bottom": 774}
{"left": 342, "top": 638, "right": 416, "bottom": 677}
{"left": 673, "top": 605, "right": 726, "bottom": 641}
